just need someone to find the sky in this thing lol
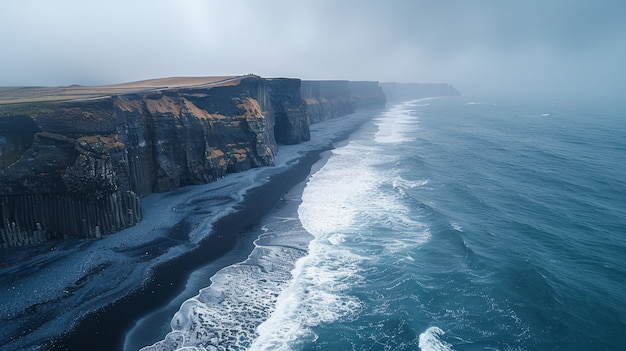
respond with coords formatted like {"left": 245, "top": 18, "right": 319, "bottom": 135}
{"left": 1, "top": 0, "right": 625, "bottom": 98}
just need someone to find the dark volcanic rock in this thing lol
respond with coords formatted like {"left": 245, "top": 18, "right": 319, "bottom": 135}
{"left": 0, "top": 75, "right": 450, "bottom": 247}
{"left": 0, "top": 76, "right": 308, "bottom": 247}
{"left": 263, "top": 78, "right": 309, "bottom": 145}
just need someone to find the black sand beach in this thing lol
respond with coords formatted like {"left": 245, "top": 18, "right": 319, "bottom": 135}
{"left": 36, "top": 114, "right": 374, "bottom": 351}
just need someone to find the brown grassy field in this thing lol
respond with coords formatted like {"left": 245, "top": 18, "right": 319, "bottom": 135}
{"left": 0, "top": 76, "right": 244, "bottom": 105}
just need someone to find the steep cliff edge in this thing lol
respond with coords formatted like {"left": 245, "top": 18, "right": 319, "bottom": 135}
{"left": 0, "top": 76, "right": 308, "bottom": 246}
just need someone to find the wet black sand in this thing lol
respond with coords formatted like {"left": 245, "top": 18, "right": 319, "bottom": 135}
{"left": 44, "top": 149, "right": 329, "bottom": 351}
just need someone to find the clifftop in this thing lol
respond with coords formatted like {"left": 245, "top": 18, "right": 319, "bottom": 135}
{"left": 0, "top": 76, "right": 245, "bottom": 105}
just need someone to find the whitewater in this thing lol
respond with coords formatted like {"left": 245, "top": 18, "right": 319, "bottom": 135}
{"left": 143, "top": 97, "right": 626, "bottom": 350}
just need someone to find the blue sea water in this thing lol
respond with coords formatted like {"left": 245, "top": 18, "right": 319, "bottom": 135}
{"left": 146, "top": 97, "right": 626, "bottom": 351}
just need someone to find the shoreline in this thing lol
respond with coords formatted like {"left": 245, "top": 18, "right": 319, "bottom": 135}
{"left": 124, "top": 147, "right": 333, "bottom": 349}
{"left": 42, "top": 111, "right": 378, "bottom": 350}
{"left": 133, "top": 150, "right": 332, "bottom": 350}
{"left": 48, "top": 150, "right": 327, "bottom": 351}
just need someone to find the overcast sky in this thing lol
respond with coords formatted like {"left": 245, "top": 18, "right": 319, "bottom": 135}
{"left": 1, "top": 0, "right": 625, "bottom": 97}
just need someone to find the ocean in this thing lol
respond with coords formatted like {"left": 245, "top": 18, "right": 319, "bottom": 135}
{"left": 143, "top": 96, "right": 626, "bottom": 351}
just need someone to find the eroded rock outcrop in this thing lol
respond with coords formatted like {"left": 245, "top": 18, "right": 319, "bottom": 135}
{"left": 264, "top": 79, "right": 309, "bottom": 145}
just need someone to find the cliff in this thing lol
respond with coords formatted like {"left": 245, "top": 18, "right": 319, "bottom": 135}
{"left": 0, "top": 76, "right": 309, "bottom": 246}
{"left": 300, "top": 80, "right": 386, "bottom": 124}
{"left": 380, "top": 82, "right": 460, "bottom": 101}
{"left": 348, "top": 81, "right": 387, "bottom": 110}
{"left": 0, "top": 76, "right": 442, "bottom": 248}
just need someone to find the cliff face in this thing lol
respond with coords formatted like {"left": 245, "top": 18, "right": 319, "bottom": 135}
{"left": 300, "top": 80, "right": 355, "bottom": 124}
{"left": 300, "top": 80, "right": 386, "bottom": 124}
{"left": 0, "top": 77, "right": 308, "bottom": 246}
{"left": 261, "top": 79, "right": 309, "bottom": 145}
{"left": 380, "top": 82, "right": 460, "bottom": 102}
{"left": 348, "top": 81, "right": 387, "bottom": 110}
{"left": 0, "top": 76, "right": 443, "bottom": 248}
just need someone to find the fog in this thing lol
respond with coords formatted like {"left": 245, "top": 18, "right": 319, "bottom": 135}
{"left": 1, "top": 0, "right": 625, "bottom": 98}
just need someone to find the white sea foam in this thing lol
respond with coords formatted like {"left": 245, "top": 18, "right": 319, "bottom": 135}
{"left": 419, "top": 327, "right": 454, "bottom": 351}
{"left": 250, "top": 102, "right": 432, "bottom": 350}
{"left": 450, "top": 222, "right": 464, "bottom": 232}
{"left": 250, "top": 145, "right": 370, "bottom": 350}
{"left": 465, "top": 101, "right": 498, "bottom": 106}
{"left": 249, "top": 239, "right": 363, "bottom": 350}
{"left": 393, "top": 176, "right": 429, "bottom": 189}
{"left": 374, "top": 98, "right": 441, "bottom": 144}
{"left": 374, "top": 102, "right": 419, "bottom": 144}
{"left": 140, "top": 243, "right": 308, "bottom": 351}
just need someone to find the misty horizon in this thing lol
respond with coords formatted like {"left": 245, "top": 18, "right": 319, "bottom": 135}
{"left": 1, "top": 0, "right": 625, "bottom": 99}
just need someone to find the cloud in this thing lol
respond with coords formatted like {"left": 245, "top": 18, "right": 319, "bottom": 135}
{"left": 1, "top": 0, "right": 624, "bottom": 98}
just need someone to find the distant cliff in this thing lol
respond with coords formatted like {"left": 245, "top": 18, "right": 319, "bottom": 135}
{"left": 300, "top": 80, "right": 386, "bottom": 124}
{"left": 348, "top": 81, "right": 387, "bottom": 110}
{"left": 381, "top": 82, "right": 460, "bottom": 101}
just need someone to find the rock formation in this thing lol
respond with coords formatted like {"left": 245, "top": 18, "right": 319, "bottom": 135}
{"left": 0, "top": 76, "right": 310, "bottom": 246}
{"left": 0, "top": 76, "right": 452, "bottom": 247}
